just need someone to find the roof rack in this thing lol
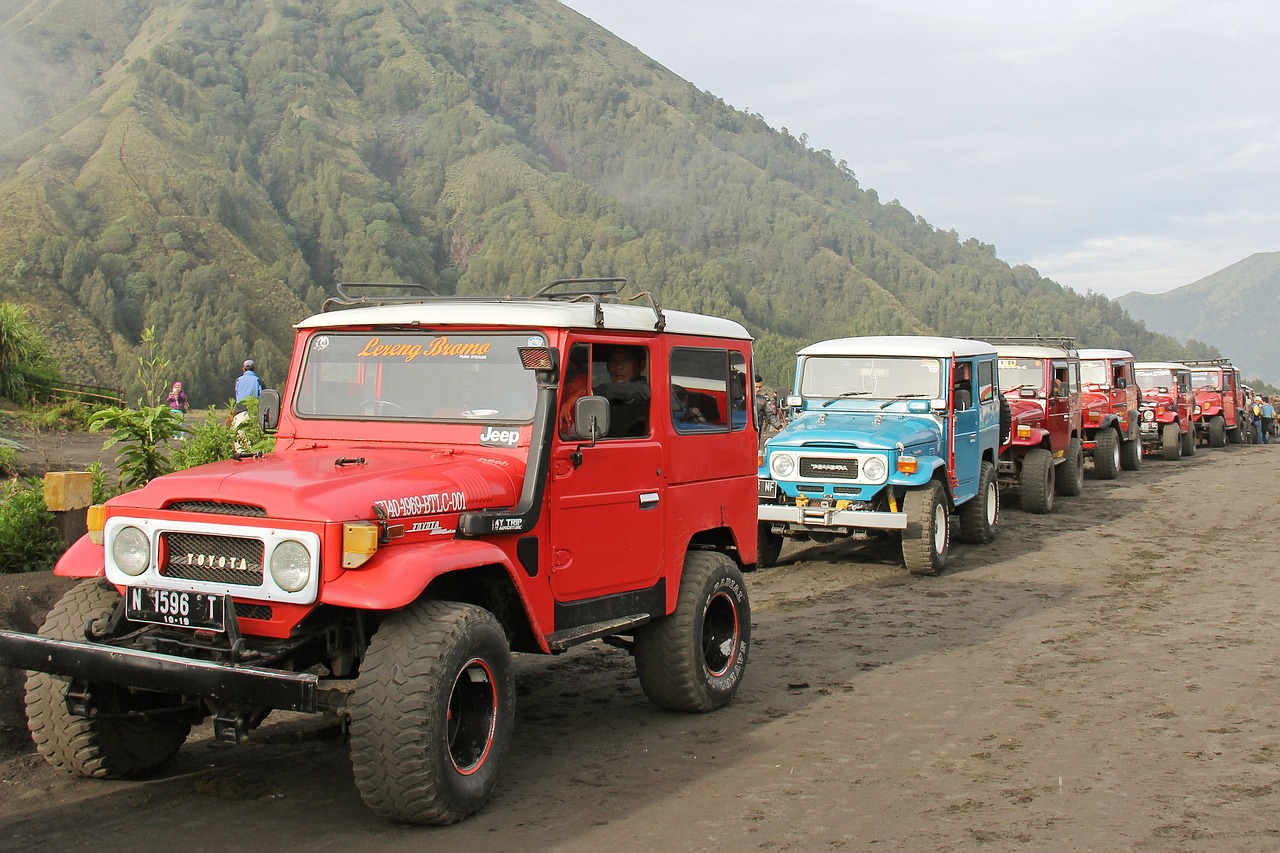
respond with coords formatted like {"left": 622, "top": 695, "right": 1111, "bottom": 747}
{"left": 969, "top": 335, "right": 1078, "bottom": 354}
{"left": 321, "top": 278, "right": 668, "bottom": 331}
{"left": 1182, "top": 358, "right": 1231, "bottom": 368}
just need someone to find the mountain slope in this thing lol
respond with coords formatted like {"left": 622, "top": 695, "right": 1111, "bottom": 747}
{"left": 0, "top": 0, "right": 1201, "bottom": 405}
{"left": 1118, "top": 252, "right": 1280, "bottom": 385}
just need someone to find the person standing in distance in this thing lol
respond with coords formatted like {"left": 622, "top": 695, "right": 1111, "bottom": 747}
{"left": 235, "top": 359, "right": 263, "bottom": 404}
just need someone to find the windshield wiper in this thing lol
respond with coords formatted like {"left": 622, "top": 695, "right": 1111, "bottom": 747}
{"left": 880, "top": 394, "right": 930, "bottom": 409}
{"left": 821, "top": 391, "right": 870, "bottom": 408}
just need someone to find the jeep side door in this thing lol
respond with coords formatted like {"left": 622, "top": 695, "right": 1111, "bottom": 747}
{"left": 951, "top": 358, "right": 979, "bottom": 498}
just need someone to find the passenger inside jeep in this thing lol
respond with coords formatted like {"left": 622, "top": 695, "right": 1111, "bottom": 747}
{"left": 594, "top": 345, "right": 650, "bottom": 437}
{"left": 953, "top": 362, "right": 973, "bottom": 410}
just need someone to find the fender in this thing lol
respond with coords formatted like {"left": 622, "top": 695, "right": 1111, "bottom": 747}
{"left": 322, "top": 538, "right": 523, "bottom": 611}
{"left": 52, "top": 534, "right": 106, "bottom": 578}
{"left": 1009, "top": 426, "right": 1052, "bottom": 448}
{"left": 1198, "top": 405, "right": 1223, "bottom": 418}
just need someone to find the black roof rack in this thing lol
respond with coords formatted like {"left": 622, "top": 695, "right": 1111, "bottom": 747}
{"left": 1182, "top": 358, "right": 1232, "bottom": 368}
{"left": 321, "top": 278, "right": 667, "bottom": 331}
{"left": 968, "top": 335, "right": 1078, "bottom": 354}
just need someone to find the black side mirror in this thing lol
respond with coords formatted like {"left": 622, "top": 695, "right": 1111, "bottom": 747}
{"left": 259, "top": 389, "right": 281, "bottom": 432}
{"left": 574, "top": 396, "right": 610, "bottom": 441}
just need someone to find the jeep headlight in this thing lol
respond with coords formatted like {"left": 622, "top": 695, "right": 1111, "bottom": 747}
{"left": 860, "top": 456, "right": 887, "bottom": 482}
{"left": 770, "top": 453, "right": 796, "bottom": 479}
{"left": 111, "top": 525, "right": 150, "bottom": 576}
{"left": 1194, "top": 405, "right": 1201, "bottom": 415}
{"left": 270, "top": 540, "right": 311, "bottom": 593}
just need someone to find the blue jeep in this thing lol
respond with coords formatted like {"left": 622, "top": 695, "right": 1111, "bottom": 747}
{"left": 757, "top": 336, "right": 1002, "bottom": 575}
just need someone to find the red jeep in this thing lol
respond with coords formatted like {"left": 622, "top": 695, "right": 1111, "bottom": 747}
{"left": 990, "top": 337, "right": 1084, "bottom": 514}
{"left": 1134, "top": 361, "right": 1196, "bottom": 460}
{"left": 1184, "top": 359, "right": 1247, "bottom": 446}
{"left": 0, "top": 280, "right": 760, "bottom": 825}
{"left": 1077, "top": 348, "right": 1143, "bottom": 478}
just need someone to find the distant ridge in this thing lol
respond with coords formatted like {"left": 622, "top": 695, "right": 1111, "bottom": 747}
{"left": 1118, "top": 252, "right": 1280, "bottom": 385}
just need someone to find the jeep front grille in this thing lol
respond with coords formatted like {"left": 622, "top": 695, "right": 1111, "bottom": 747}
{"left": 161, "top": 532, "right": 265, "bottom": 586}
{"left": 800, "top": 457, "right": 859, "bottom": 479}
{"left": 165, "top": 501, "right": 267, "bottom": 517}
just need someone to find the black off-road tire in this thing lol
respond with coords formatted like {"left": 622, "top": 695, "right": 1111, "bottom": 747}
{"left": 1162, "top": 425, "right": 1181, "bottom": 461}
{"left": 1093, "top": 429, "right": 1121, "bottom": 479}
{"left": 25, "top": 579, "right": 191, "bottom": 779}
{"left": 902, "top": 480, "right": 950, "bottom": 575}
{"left": 350, "top": 600, "right": 514, "bottom": 825}
{"left": 1019, "top": 448, "right": 1055, "bottom": 514}
{"left": 1056, "top": 437, "right": 1085, "bottom": 496}
{"left": 1120, "top": 436, "right": 1143, "bottom": 471}
{"left": 958, "top": 461, "right": 998, "bottom": 544}
{"left": 1180, "top": 423, "right": 1196, "bottom": 457}
{"left": 757, "top": 522, "right": 783, "bottom": 569}
{"left": 1208, "top": 416, "right": 1227, "bottom": 448}
{"left": 634, "top": 551, "right": 750, "bottom": 713}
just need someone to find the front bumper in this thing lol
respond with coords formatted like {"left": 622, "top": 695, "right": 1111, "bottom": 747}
{"left": 758, "top": 503, "right": 908, "bottom": 530}
{"left": 0, "top": 630, "right": 320, "bottom": 713}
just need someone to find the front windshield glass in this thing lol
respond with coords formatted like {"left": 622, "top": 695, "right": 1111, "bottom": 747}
{"left": 799, "top": 355, "right": 941, "bottom": 400}
{"left": 294, "top": 331, "right": 538, "bottom": 421}
{"left": 1135, "top": 369, "right": 1176, "bottom": 392}
{"left": 998, "top": 358, "right": 1047, "bottom": 395}
{"left": 1079, "top": 360, "right": 1108, "bottom": 386}
{"left": 1189, "top": 371, "right": 1221, "bottom": 391}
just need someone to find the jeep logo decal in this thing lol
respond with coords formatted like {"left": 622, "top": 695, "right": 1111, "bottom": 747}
{"left": 480, "top": 426, "right": 521, "bottom": 447}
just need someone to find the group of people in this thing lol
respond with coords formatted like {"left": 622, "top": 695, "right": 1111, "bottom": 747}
{"left": 1249, "top": 394, "right": 1276, "bottom": 444}
{"left": 161, "top": 360, "right": 264, "bottom": 441}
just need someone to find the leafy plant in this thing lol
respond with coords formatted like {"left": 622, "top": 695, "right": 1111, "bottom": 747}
{"left": 0, "top": 478, "right": 63, "bottom": 574}
{"left": 88, "top": 405, "right": 183, "bottom": 491}
{"left": 0, "top": 444, "right": 17, "bottom": 477}
{"left": 0, "top": 303, "right": 59, "bottom": 403}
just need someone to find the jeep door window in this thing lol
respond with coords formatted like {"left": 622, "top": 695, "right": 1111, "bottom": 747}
{"left": 593, "top": 345, "right": 651, "bottom": 438}
{"left": 800, "top": 356, "right": 941, "bottom": 401}
{"left": 293, "top": 332, "right": 537, "bottom": 421}
{"left": 999, "top": 358, "right": 1047, "bottom": 398}
{"left": 976, "top": 358, "right": 996, "bottom": 403}
{"left": 670, "top": 347, "right": 736, "bottom": 434}
{"left": 558, "top": 344, "right": 592, "bottom": 438}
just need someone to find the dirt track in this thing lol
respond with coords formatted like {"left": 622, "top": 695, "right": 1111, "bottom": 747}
{"left": 3, "top": 442, "right": 1280, "bottom": 851}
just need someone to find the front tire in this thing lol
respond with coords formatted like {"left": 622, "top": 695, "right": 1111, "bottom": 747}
{"left": 1162, "top": 425, "right": 1182, "bottom": 460}
{"left": 1056, "top": 437, "right": 1085, "bottom": 496}
{"left": 1180, "top": 423, "right": 1196, "bottom": 457}
{"left": 958, "top": 460, "right": 998, "bottom": 544}
{"left": 350, "top": 600, "right": 514, "bottom": 825}
{"left": 902, "top": 480, "right": 950, "bottom": 575}
{"left": 634, "top": 551, "right": 750, "bottom": 712}
{"left": 1093, "top": 429, "right": 1120, "bottom": 479}
{"left": 757, "top": 522, "right": 783, "bottom": 569}
{"left": 1120, "top": 436, "right": 1143, "bottom": 471}
{"left": 1019, "top": 448, "right": 1055, "bottom": 514}
{"left": 25, "top": 579, "right": 191, "bottom": 779}
{"left": 1208, "top": 416, "right": 1227, "bottom": 447}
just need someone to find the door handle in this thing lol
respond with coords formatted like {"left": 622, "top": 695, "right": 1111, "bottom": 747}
{"left": 639, "top": 492, "right": 659, "bottom": 510}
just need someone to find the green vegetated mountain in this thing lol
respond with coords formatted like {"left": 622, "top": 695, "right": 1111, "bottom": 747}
{"left": 1118, "top": 252, "right": 1280, "bottom": 387}
{"left": 0, "top": 0, "right": 1206, "bottom": 406}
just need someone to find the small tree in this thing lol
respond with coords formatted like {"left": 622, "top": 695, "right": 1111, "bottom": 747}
{"left": 89, "top": 405, "right": 183, "bottom": 491}
{"left": 0, "top": 302, "right": 59, "bottom": 402}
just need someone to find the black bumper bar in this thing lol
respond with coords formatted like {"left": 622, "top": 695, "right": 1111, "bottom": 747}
{"left": 0, "top": 630, "right": 319, "bottom": 713}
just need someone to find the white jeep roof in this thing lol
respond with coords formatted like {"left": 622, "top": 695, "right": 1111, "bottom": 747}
{"left": 995, "top": 344, "right": 1076, "bottom": 360}
{"left": 1135, "top": 361, "right": 1191, "bottom": 371}
{"left": 797, "top": 335, "right": 996, "bottom": 359}
{"left": 296, "top": 300, "right": 752, "bottom": 340}
{"left": 1077, "top": 348, "right": 1134, "bottom": 360}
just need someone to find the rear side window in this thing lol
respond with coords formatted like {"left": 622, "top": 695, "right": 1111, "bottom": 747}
{"left": 670, "top": 347, "right": 744, "bottom": 434}
{"left": 976, "top": 359, "right": 996, "bottom": 403}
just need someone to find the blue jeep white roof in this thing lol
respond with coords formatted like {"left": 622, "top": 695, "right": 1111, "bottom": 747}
{"left": 1077, "top": 348, "right": 1134, "bottom": 360}
{"left": 797, "top": 336, "right": 996, "bottom": 359}
{"left": 296, "top": 300, "right": 753, "bottom": 340}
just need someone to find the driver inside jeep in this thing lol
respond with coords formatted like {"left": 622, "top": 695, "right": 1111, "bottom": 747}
{"left": 594, "top": 345, "right": 650, "bottom": 437}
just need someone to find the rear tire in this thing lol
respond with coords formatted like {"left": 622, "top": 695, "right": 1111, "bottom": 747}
{"left": 902, "top": 481, "right": 949, "bottom": 575}
{"left": 1181, "top": 423, "right": 1196, "bottom": 457}
{"left": 1019, "top": 448, "right": 1055, "bottom": 514}
{"left": 25, "top": 579, "right": 191, "bottom": 779}
{"left": 1056, "top": 437, "right": 1085, "bottom": 496}
{"left": 1093, "top": 429, "right": 1120, "bottom": 479}
{"left": 1162, "top": 425, "right": 1181, "bottom": 460}
{"left": 634, "top": 551, "right": 750, "bottom": 712}
{"left": 757, "top": 523, "right": 783, "bottom": 569}
{"left": 958, "top": 461, "right": 998, "bottom": 544}
{"left": 350, "top": 600, "right": 514, "bottom": 825}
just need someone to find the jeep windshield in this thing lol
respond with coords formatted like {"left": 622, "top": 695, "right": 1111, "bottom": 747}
{"left": 1189, "top": 371, "right": 1222, "bottom": 391}
{"left": 998, "top": 358, "right": 1047, "bottom": 396}
{"left": 799, "top": 356, "right": 941, "bottom": 401}
{"left": 293, "top": 331, "right": 538, "bottom": 421}
{"left": 1136, "top": 369, "right": 1179, "bottom": 393}
{"left": 1079, "top": 360, "right": 1109, "bottom": 386}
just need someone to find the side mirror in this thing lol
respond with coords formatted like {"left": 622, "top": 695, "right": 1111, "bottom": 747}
{"left": 259, "top": 389, "right": 280, "bottom": 432}
{"left": 574, "top": 396, "right": 610, "bottom": 441}
{"left": 785, "top": 395, "right": 802, "bottom": 408}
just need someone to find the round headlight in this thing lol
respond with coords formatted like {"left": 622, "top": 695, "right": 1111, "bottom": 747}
{"left": 861, "top": 456, "right": 887, "bottom": 482}
{"left": 112, "top": 526, "right": 150, "bottom": 576}
{"left": 1193, "top": 405, "right": 1201, "bottom": 415}
{"left": 270, "top": 540, "right": 311, "bottom": 593}
{"left": 770, "top": 453, "right": 796, "bottom": 478}
{"left": 1142, "top": 408, "right": 1154, "bottom": 421}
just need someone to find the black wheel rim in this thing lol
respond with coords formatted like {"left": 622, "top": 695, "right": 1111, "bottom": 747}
{"left": 701, "top": 591, "right": 740, "bottom": 678}
{"left": 447, "top": 658, "right": 497, "bottom": 775}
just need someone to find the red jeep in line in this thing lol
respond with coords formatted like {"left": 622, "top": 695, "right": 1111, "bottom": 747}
{"left": 989, "top": 337, "right": 1085, "bottom": 514}
{"left": 1135, "top": 361, "right": 1196, "bottom": 460}
{"left": 0, "top": 280, "right": 760, "bottom": 825}
{"left": 1184, "top": 359, "right": 1248, "bottom": 446}
{"left": 1077, "top": 348, "right": 1143, "bottom": 478}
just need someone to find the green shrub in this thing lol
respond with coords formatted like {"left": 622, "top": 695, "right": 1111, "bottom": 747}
{"left": 0, "top": 444, "right": 17, "bottom": 476}
{"left": 0, "top": 478, "right": 63, "bottom": 574}
{"left": 89, "top": 405, "right": 184, "bottom": 490}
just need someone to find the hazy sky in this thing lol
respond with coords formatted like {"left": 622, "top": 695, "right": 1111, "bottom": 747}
{"left": 562, "top": 1, "right": 1280, "bottom": 298}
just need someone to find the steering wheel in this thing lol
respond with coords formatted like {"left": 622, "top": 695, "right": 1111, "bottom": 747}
{"left": 358, "top": 399, "right": 409, "bottom": 416}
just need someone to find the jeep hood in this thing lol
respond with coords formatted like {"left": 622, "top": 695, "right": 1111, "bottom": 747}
{"left": 106, "top": 446, "right": 522, "bottom": 522}
{"left": 1007, "top": 397, "right": 1046, "bottom": 424}
{"left": 767, "top": 410, "right": 941, "bottom": 451}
